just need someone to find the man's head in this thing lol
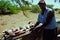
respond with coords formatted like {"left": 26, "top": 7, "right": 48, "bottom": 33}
{"left": 38, "top": 2, "right": 46, "bottom": 11}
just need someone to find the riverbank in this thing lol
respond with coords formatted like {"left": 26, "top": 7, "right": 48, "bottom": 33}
{"left": 0, "top": 11, "right": 60, "bottom": 34}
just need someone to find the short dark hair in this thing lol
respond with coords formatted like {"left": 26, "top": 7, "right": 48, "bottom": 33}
{"left": 38, "top": 2, "right": 46, "bottom": 6}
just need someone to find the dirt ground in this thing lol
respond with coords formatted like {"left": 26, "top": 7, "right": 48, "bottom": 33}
{"left": 0, "top": 11, "right": 60, "bottom": 35}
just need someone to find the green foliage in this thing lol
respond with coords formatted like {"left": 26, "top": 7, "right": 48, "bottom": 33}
{"left": 54, "top": 8, "right": 60, "bottom": 14}
{"left": 58, "top": 10, "right": 60, "bottom": 14}
{"left": 8, "top": 6, "right": 19, "bottom": 14}
{"left": 12, "top": 0, "right": 32, "bottom": 17}
{"left": 46, "top": 4, "right": 53, "bottom": 9}
{"left": 0, "top": 1, "right": 9, "bottom": 14}
{"left": 19, "top": 6, "right": 31, "bottom": 11}
{"left": 31, "top": 5, "right": 40, "bottom": 13}
{"left": 54, "top": 8, "right": 60, "bottom": 11}
{"left": 0, "top": 1, "right": 19, "bottom": 14}
{"left": 54, "top": 8, "right": 59, "bottom": 11}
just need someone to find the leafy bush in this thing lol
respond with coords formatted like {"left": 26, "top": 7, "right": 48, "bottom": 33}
{"left": 8, "top": 6, "right": 19, "bottom": 14}
{"left": 54, "top": 8, "right": 59, "bottom": 11}
{"left": 46, "top": 4, "right": 53, "bottom": 9}
{"left": 0, "top": 1, "right": 19, "bottom": 14}
{"left": 58, "top": 10, "right": 60, "bottom": 14}
{"left": 31, "top": 5, "right": 40, "bottom": 13}
{"left": 54, "top": 8, "right": 60, "bottom": 14}
{"left": 19, "top": 6, "right": 31, "bottom": 11}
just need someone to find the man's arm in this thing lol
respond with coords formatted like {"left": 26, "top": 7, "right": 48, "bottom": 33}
{"left": 34, "top": 21, "right": 40, "bottom": 27}
{"left": 33, "top": 0, "right": 45, "bottom": 28}
{"left": 33, "top": 0, "right": 44, "bottom": 28}
{"left": 40, "top": 10, "right": 54, "bottom": 28}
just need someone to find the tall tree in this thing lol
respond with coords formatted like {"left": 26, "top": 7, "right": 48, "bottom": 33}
{"left": 11, "top": 0, "right": 31, "bottom": 17}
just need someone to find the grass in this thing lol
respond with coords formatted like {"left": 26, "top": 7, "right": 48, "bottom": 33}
{"left": 31, "top": 5, "right": 40, "bottom": 13}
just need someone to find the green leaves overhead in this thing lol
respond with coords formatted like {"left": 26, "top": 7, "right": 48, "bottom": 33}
{"left": 0, "top": 0, "right": 19, "bottom": 14}
{"left": 11, "top": 0, "right": 32, "bottom": 17}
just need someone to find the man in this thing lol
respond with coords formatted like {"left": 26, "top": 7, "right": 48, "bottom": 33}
{"left": 30, "top": 0, "right": 57, "bottom": 40}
